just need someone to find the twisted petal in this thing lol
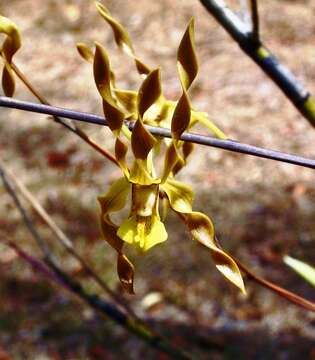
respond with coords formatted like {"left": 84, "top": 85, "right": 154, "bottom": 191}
{"left": 117, "top": 253, "right": 135, "bottom": 294}
{"left": 0, "top": 15, "right": 22, "bottom": 97}
{"left": 76, "top": 42, "right": 94, "bottom": 63}
{"left": 177, "top": 18, "right": 198, "bottom": 91}
{"left": 95, "top": 2, "right": 150, "bottom": 75}
{"left": 183, "top": 212, "right": 245, "bottom": 293}
{"left": 161, "top": 178, "right": 193, "bottom": 213}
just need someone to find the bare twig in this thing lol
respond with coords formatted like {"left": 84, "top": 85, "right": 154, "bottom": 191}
{"left": 0, "top": 158, "right": 137, "bottom": 319}
{"left": 198, "top": 0, "right": 315, "bottom": 127}
{"left": 0, "top": 167, "right": 191, "bottom": 359}
{"left": 1, "top": 96, "right": 315, "bottom": 170}
{"left": 249, "top": 0, "right": 259, "bottom": 43}
{"left": 4, "top": 240, "right": 192, "bottom": 359}
{"left": 236, "top": 259, "right": 315, "bottom": 312}
{"left": 10, "top": 62, "right": 119, "bottom": 166}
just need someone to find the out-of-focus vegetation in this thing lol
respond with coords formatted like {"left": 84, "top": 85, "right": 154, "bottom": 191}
{"left": 1, "top": 0, "right": 315, "bottom": 358}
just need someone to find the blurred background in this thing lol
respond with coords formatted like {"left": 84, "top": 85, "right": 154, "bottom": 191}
{"left": 1, "top": 0, "right": 315, "bottom": 358}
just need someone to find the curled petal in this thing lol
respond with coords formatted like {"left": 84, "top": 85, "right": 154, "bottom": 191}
{"left": 99, "top": 215, "right": 123, "bottom": 252}
{"left": 117, "top": 253, "right": 135, "bottom": 294}
{"left": 114, "top": 89, "right": 138, "bottom": 116}
{"left": 138, "top": 69, "right": 162, "bottom": 119}
{"left": 95, "top": 2, "right": 150, "bottom": 74}
{"left": 2, "top": 63, "right": 15, "bottom": 97}
{"left": 161, "top": 143, "right": 181, "bottom": 182}
{"left": 177, "top": 18, "right": 198, "bottom": 91}
{"left": 76, "top": 42, "right": 94, "bottom": 63}
{"left": 115, "top": 138, "right": 130, "bottom": 177}
{"left": 171, "top": 90, "right": 191, "bottom": 140}
{"left": 0, "top": 15, "right": 21, "bottom": 63}
{"left": 161, "top": 179, "right": 193, "bottom": 213}
{"left": 93, "top": 42, "right": 113, "bottom": 101}
{"left": 184, "top": 212, "right": 245, "bottom": 293}
{"left": 102, "top": 99, "right": 125, "bottom": 134}
{"left": 191, "top": 110, "right": 227, "bottom": 139}
{"left": 131, "top": 120, "right": 156, "bottom": 160}
{"left": 98, "top": 177, "right": 130, "bottom": 215}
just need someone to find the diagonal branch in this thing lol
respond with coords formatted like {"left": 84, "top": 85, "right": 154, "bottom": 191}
{"left": 0, "top": 165, "right": 191, "bottom": 360}
{"left": 10, "top": 62, "right": 118, "bottom": 166}
{"left": 198, "top": 0, "right": 315, "bottom": 127}
{"left": 4, "top": 239, "right": 192, "bottom": 360}
{"left": 1, "top": 96, "right": 315, "bottom": 170}
{"left": 0, "top": 158, "right": 137, "bottom": 319}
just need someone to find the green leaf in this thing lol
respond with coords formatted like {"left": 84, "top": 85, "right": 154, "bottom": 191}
{"left": 284, "top": 256, "right": 315, "bottom": 287}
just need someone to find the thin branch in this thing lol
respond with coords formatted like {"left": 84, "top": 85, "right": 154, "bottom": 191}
{"left": 5, "top": 240, "right": 192, "bottom": 360}
{"left": 1, "top": 96, "right": 315, "bottom": 170}
{"left": 0, "top": 165, "right": 51, "bottom": 258}
{"left": 0, "top": 159, "right": 137, "bottom": 319}
{"left": 249, "top": 0, "right": 259, "bottom": 42}
{"left": 236, "top": 259, "right": 315, "bottom": 312}
{"left": 198, "top": 0, "right": 315, "bottom": 127}
{"left": 0, "top": 167, "right": 191, "bottom": 359}
{"left": 10, "top": 62, "right": 119, "bottom": 166}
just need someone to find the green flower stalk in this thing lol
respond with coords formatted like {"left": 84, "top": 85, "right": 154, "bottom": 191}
{"left": 79, "top": 2, "right": 245, "bottom": 295}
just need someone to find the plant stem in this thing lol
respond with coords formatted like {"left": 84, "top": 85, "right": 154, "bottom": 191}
{"left": 1, "top": 96, "right": 315, "bottom": 170}
{"left": 198, "top": 0, "right": 315, "bottom": 127}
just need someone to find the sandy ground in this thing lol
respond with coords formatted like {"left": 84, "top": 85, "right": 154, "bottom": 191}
{"left": 0, "top": 0, "right": 315, "bottom": 358}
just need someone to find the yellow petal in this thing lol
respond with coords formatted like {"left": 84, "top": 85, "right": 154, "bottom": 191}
{"left": 191, "top": 110, "right": 227, "bottom": 139}
{"left": 177, "top": 18, "right": 198, "bottom": 91}
{"left": 98, "top": 177, "right": 130, "bottom": 215}
{"left": 0, "top": 15, "right": 21, "bottom": 63}
{"left": 184, "top": 212, "right": 245, "bottom": 293}
{"left": 161, "top": 179, "right": 193, "bottom": 213}
{"left": 117, "top": 215, "right": 167, "bottom": 252}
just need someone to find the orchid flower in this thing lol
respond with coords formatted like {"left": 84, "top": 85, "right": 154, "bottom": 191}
{"left": 78, "top": 2, "right": 245, "bottom": 295}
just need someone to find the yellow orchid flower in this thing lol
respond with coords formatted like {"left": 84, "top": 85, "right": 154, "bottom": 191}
{"left": 83, "top": 2, "right": 245, "bottom": 295}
